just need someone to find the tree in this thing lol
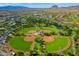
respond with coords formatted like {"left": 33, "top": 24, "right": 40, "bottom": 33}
{"left": 16, "top": 52, "right": 25, "bottom": 56}
{"left": 35, "top": 36, "right": 42, "bottom": 44}
{"left": 43, "top": 32, "right": 51, "bottom": 36}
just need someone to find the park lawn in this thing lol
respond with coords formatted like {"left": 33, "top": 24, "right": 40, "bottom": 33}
{"left": 16, "top": 26, "right": 59, "bottom": 35}
{"left": 45, "top": 36, "right": 69, "bottom": 52}
{"left": 42, "top": 27, "right": 59, "bottom": 33}
{"left": 8, "top": 36, "right": 32, "bottom": 52}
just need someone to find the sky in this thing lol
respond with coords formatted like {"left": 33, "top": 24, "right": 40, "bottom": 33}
{"left": 0, "top": 3, "right": 79, "bottom": 8}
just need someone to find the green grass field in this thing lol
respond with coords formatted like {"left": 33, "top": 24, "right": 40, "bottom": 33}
{"left": 45, "top": 36, "right": 69, "bottom": 53}
{"left": 8, "top": 36, "right": 32, "bottom": 52}
{"left": 16, "top": 26, "right": 59, "bottom": 35}
{"left": 42, "top": 27, "right": 59, "bottom": 33}
{"left": 65, "top": 15, "right": 78, "bottom": 21}
{"left": 16, "top": 27, "right": 38, "bottom": 34}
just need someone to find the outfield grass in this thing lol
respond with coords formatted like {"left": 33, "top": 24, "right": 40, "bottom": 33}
{"left": 9, "top": 36, "right": 32, "bottom": 52}
{"left": 45, "top": 36, "right": 69, "bottom": 53}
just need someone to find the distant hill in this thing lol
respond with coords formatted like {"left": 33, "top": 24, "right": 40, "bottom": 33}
{"left": 50, "top": 5, "right": 79, "bottom": 8}
{"left": 0, "top": 5, "right": 29, "bottom": 9}
{"left": 51, "top": 5, "right": 58, "bottom": 8}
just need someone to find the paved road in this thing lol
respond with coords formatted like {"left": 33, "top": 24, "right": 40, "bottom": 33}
{"left": 0, "top": 50, "right": 8, "bottom": 56}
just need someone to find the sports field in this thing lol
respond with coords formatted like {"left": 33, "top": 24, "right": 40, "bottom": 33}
{"left": 8, "top": 27, "right": 70, "bottom": 53}
{"left": 8, "top": 36, "right": 32, "bottom": 52}
{"left": 45, "top": 36, "right": 70, "bottom": 53}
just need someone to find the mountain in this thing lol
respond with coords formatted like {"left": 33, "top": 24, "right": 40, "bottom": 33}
{"left": 51, "top": 5, "right": 58, "bottom": 8}
{"left": 0, "top": 5, "right": 29, "bottom": 9}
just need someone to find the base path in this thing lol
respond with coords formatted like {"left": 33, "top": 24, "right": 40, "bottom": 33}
{"left": 43, "top": 36, "right": 54, "bottom": 42}
{"left": 24, "top": 35, "right": 36, "bottom": 42}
